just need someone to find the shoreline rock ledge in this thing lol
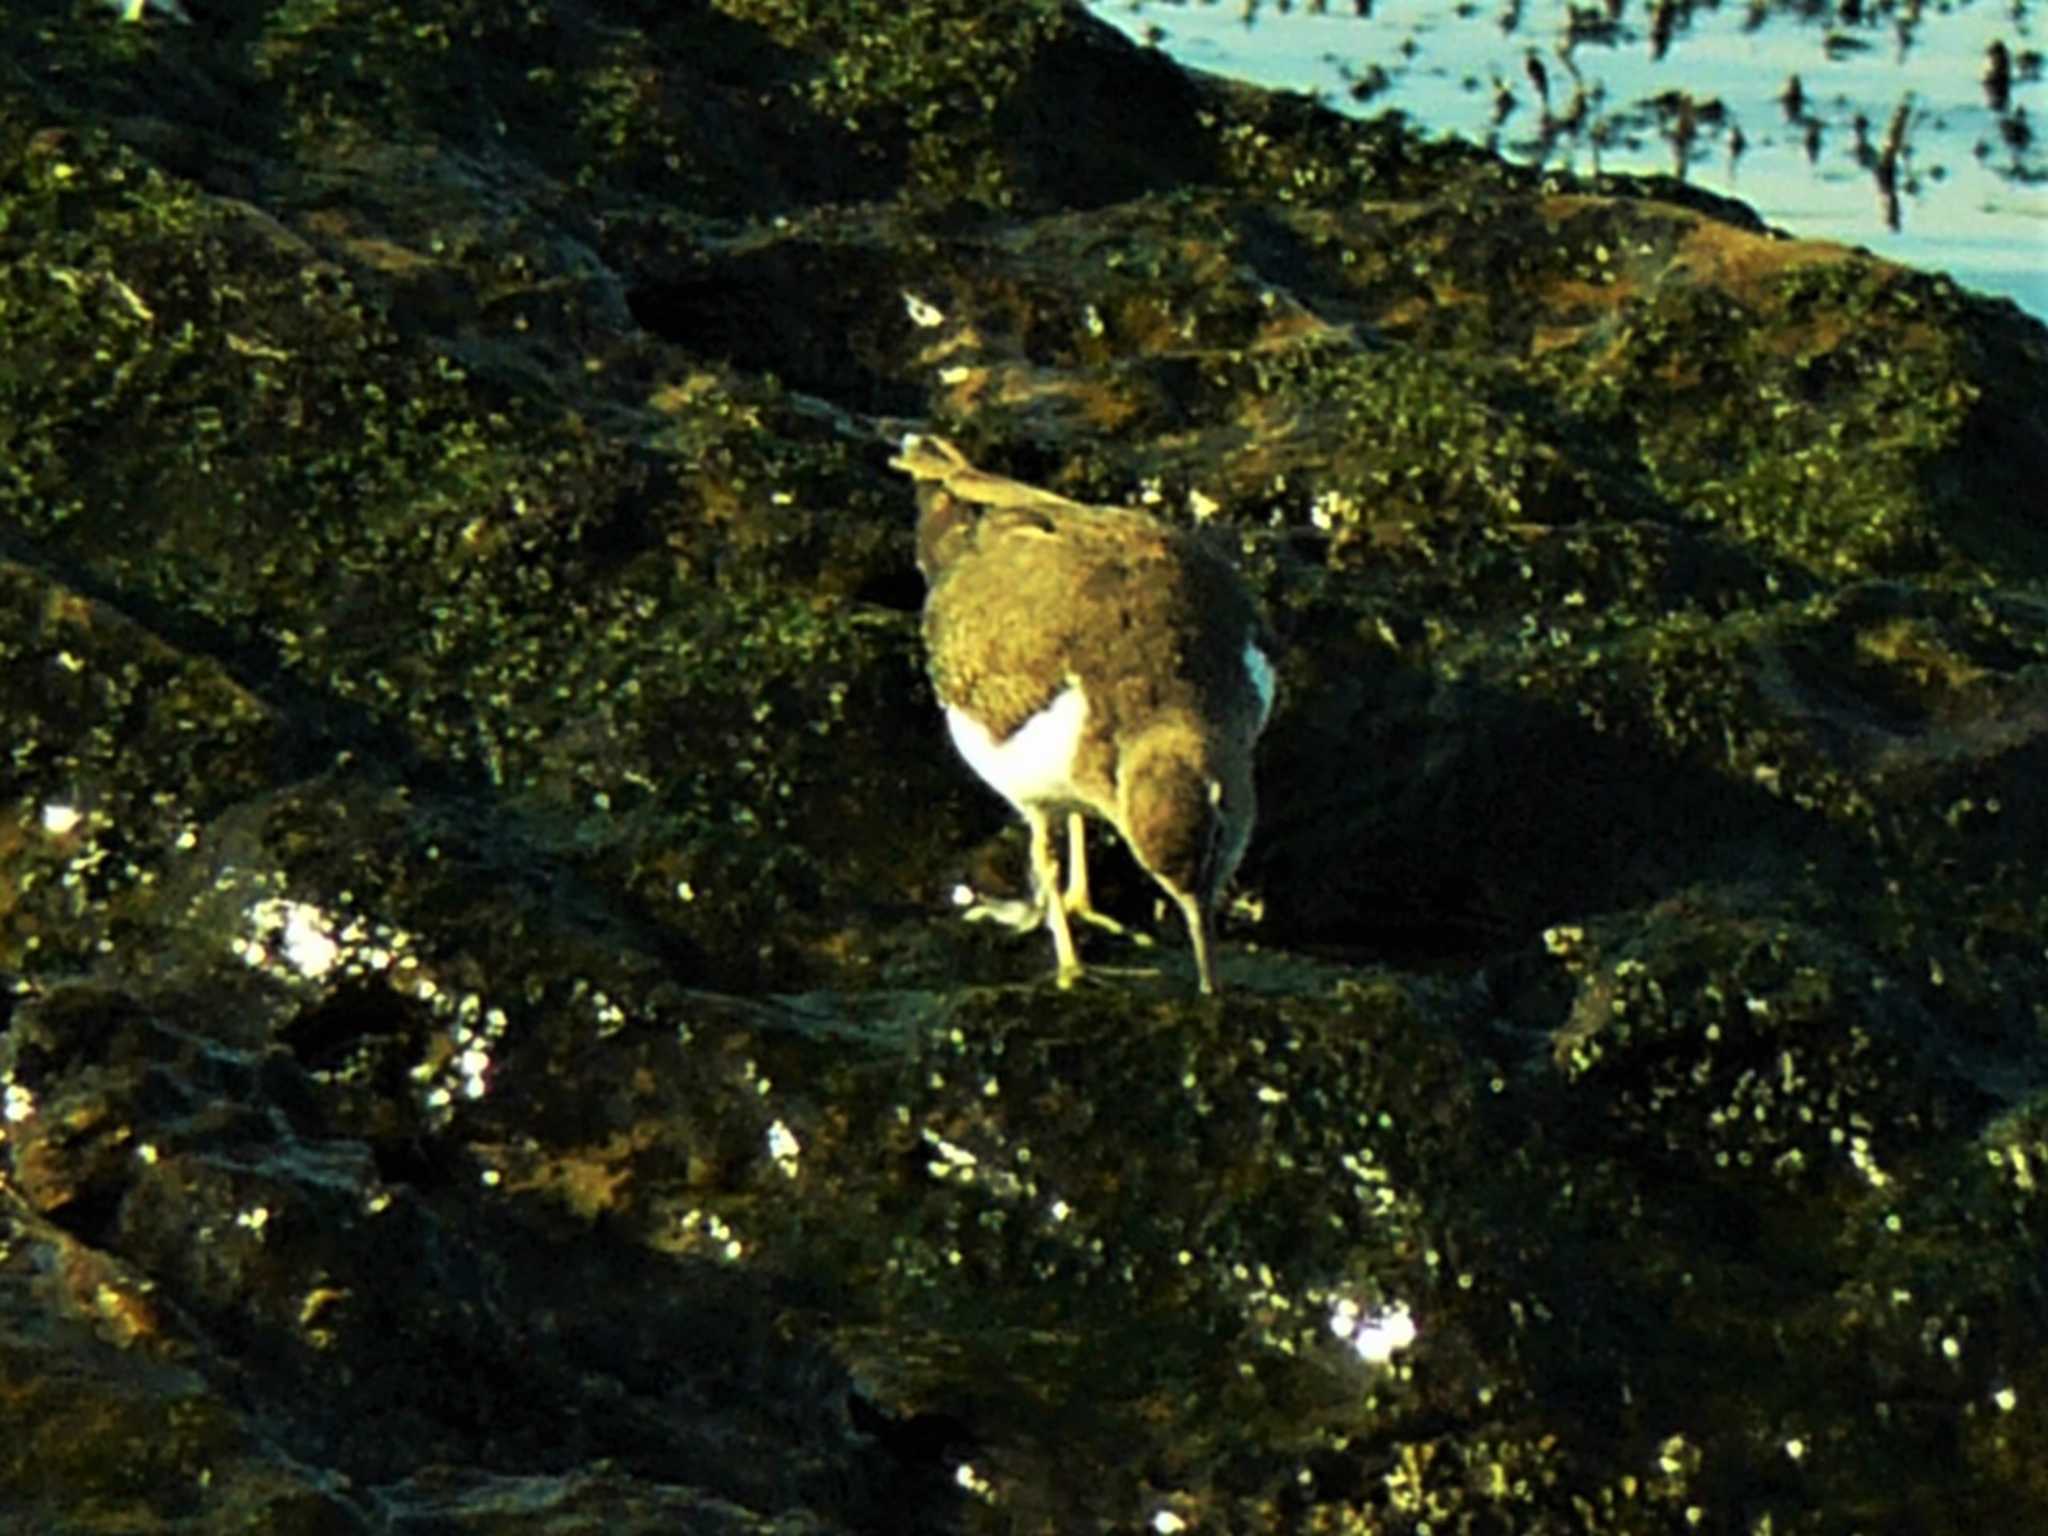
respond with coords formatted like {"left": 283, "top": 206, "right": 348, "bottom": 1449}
{"left": 2, "top": 2, "right": 2046, "bottom": 1532}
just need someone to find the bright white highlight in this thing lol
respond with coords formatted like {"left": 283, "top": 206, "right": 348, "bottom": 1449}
{"left": 243, "top": 899, "right": 342, "bottom": 978}
{"left": 1328, "top": 1297, "right": 1417, "bottom": 1365}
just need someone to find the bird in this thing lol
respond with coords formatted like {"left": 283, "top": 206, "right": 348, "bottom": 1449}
{"left": 893, "top": 434, "right": 1275, "bottom": 995}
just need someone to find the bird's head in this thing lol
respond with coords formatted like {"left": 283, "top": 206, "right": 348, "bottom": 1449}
{"left": 1118, "top": 720, "right": 1255, "bottom": 912}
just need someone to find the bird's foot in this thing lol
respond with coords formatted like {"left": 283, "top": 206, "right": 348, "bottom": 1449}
{"left": 1050, "top": 962, "right": 1163, "bottom": 991}
{"left": 951, "top": 883, "right": 1045, "bottom": 934}
{"left": 1065, "top": 963, "right": 1171, "bottom": 994}
{"left": 954, "top": 883, "right": 1154, "bottom": 949}
{"left": 1064, "top": 898, "right": 1153, "bottom": 946}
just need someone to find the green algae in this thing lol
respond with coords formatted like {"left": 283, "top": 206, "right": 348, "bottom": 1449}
{"left": 2, "top": 1, "right": 2047, "bottom": 1531}
{"left": 0, "top": 95, "right": 937, "bottom": 989}
{"left": 1514, "top": 255, "right": 2007, "bottom": 584}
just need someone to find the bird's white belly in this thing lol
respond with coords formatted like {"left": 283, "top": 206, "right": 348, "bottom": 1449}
{"left": 946, "top": 685, "right": 1087, "bottom": 812}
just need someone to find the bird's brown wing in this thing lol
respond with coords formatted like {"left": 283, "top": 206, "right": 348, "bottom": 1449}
{"left": 921, "top": 510, "right": 1080, "bottom": 741}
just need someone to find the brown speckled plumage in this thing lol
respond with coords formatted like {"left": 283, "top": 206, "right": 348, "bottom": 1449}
{"left": 894, "top": 434, "right": 1273, "bottom": 994}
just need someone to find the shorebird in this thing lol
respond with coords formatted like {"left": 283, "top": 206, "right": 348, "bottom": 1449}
{"left": 895, "top": 434, "right": 1275, "bottom": 995}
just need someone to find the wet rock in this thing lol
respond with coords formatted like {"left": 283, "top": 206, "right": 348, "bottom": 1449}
{"left": 2, "top": 0, "right": 2047, "bottom": 1531}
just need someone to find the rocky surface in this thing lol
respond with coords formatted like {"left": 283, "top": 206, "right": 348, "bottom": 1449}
{"left": 3, "top": 1, "right": 2047, "bottom": 1531}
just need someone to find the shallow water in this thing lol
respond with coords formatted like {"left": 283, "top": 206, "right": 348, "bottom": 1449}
{"left": 1090, "top": 0, "right": 2048, "bottom": 318}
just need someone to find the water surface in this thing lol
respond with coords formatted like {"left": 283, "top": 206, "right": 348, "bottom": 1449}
{"left": 1091, "top": 0, "right": 2048, "bottom": 317}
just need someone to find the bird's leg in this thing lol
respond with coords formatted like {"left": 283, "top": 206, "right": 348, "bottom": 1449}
{"left": 1028, "top": 808, "right": 1084, "bottom": 988}
{"left": 1058, "top": 814, "right": 1145, "bottom": 941}
{"left": 1060, "top": 812, "right": 1097, "bottom": 916}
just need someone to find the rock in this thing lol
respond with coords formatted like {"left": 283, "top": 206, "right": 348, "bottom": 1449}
{"left": 2, "top": 1, "right": 2046, "bottom": 1530}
